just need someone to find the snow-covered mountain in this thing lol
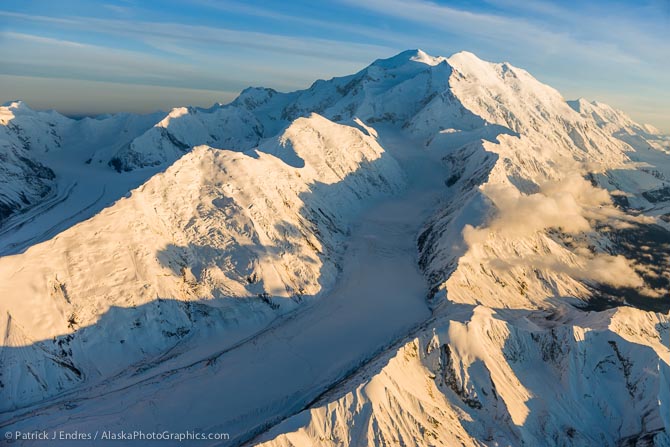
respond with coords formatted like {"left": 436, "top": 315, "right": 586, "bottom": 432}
{"left": 0, "top": 50, "right": 668, "bottom": 447}
{"left": 0, "top": 113, "right": 404, "bottom": 411}
{"left": 0, "top": 101, "right": 167, "bottom": 257}
{"left": 0, "top": 101, "right": 63, "bottom": 221}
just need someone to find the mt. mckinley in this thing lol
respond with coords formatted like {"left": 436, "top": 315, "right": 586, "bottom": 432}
{"left": 0, "top": 50, "right": 669, "bottom": 446}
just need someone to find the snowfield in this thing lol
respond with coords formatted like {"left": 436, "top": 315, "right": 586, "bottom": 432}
{"left": 0, "top": 49, "right": 668, "bottom": 446}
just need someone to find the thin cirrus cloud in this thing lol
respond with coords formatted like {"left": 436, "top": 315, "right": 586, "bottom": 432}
{"left": 0, "top": 8, "right": 395, "bottom": 114}
{"left": 2, "top": 32, "right": 189, "bottom": 82}
{"left": 188, "top": 0, "right": 415, "bottom": 46}
{"left": 336, "top": 0, "right": 660, "bottom": 67}
{"left": 1, "top": 6, "right": 369, "bottom": 101}
{"left": 0, "top": 10, "right": 393, "bottom": 65}
{"left": 0, "top": 0, "right": 667, "bottom": 131}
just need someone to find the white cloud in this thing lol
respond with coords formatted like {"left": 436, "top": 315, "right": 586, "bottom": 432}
{"left": 463, "top": 173, "right": 610, "bottom": 245}
{"left": 463, "top": 170, "right": 651, "bottom": 289}
{"left": 489, "top": 252, "right": 644, "bottom": 289}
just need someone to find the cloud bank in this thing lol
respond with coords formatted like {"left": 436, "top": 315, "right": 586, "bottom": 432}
{"left": 463, "top": 171, "right": 649, "bottom": 290}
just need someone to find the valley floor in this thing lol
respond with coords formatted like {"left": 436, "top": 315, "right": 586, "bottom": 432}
{"left": 0, "top": 152, "right": 163, "bottom": 257}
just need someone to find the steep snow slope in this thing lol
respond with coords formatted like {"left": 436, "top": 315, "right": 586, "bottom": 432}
{"left": 569, "top": 98, "right": 669, "bottom": 154}
{"left": 0, "top": 114, "right": 403, "bottom": 411}
{"left": 0, "top": 50, "right": 668, "bottom": 447}
{"left": 570, "top": 98, "right": 670, "bottom": 227}
{"left": 257, "top": 306, "right": 669, "bottom": 447}
{"left": 109, "top": 105, "right": 265, "bottom": 171}
{"left": 416, "top": 52, "right": 656, "bottom": 311}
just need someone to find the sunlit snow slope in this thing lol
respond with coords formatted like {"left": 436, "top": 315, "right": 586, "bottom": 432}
{"left": 0, "top": 50, "right": 668, "bottom": 447}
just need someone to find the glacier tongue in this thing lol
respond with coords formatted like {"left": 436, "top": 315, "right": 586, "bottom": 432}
{"left": 0, "top": 49, "right": 669, "bottom": 446}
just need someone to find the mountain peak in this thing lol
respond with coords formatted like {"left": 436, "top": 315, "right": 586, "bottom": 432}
{"left": 1, "top": 100, "right": 30, "bottom": 111}
{"left": 371, "top": 49, "right": 446, "bottom": 70}
{"left": 409, "top": 48, "right": 445, "bottom": 65}
{"left": 449, "top": 50, "right": 480, "bottom": 59}
{"left": 447, "top": 50, "right": 492, "bottom": 70}
{"left": 0, "top": 100, "right": 36, "bottom": 125}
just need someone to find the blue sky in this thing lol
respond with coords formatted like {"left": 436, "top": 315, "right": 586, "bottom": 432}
{"left": 0, "top": 0, "right": 668, "bottom": 131}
